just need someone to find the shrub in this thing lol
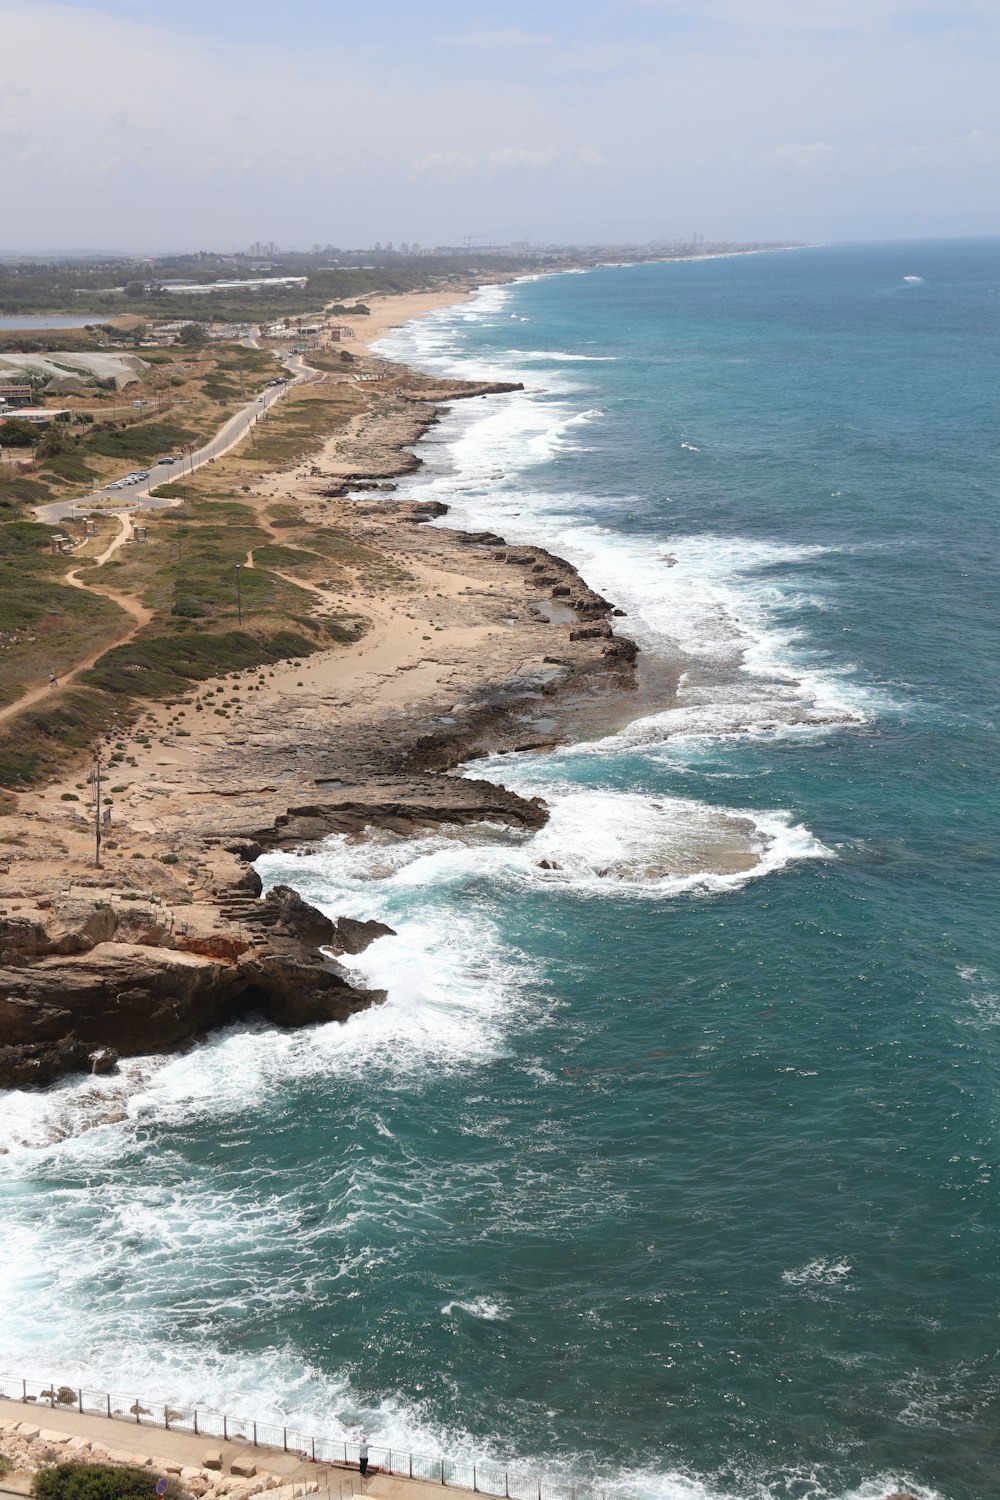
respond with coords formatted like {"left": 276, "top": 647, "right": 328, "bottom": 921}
{"left": 0, "top": 417, "right": 40, "bottom": 446}
{"left": 33, "top": 1462, "right": 186, "bottom": 1500}
{"left": 60, "top": 792, "right": 80, "bottom": 801}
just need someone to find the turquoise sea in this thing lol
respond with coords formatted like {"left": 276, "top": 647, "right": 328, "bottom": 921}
{"left": 2, "top": 242, "right": 999, "bottom": 1500}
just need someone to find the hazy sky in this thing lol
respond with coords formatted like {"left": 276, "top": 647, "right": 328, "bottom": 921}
{"left": 4, "top": 0, "right": 1000, "bottom": 252}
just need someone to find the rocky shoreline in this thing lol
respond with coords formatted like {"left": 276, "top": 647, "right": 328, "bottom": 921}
{"left": 0, "top": 350, "right": 644, "bottom": 1094}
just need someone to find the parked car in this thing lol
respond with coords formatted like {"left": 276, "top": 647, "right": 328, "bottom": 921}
{"left": 156, "top": 456, "right": 175, "bottom": 465}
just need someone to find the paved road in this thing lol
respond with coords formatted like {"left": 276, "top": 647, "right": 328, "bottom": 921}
{"left": 35, "top": 354, "right": 310, "bottom": 525}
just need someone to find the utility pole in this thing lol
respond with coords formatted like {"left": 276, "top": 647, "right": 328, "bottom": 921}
{"left": 235, "top": 563, "right": 243, "bottom": 625}
{"left": 93, "top": 748, "right": 102, "bottom": 869}
{"left": 240, "top": 365, "right": 246, "bottom": 401}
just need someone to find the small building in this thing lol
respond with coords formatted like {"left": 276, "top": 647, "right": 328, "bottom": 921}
{"left": 0, "top": 406, "right": 71, "bottom": 427}
{"left": 0, "top": 384, "right": 32, "bottom": 406}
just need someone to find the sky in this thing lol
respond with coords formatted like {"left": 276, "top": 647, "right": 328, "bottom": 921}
{"left": 3, "top": 0, "right": 1000, "bottom": 252}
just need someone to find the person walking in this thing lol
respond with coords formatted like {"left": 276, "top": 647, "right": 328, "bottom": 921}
{"left": 358, "top": 1437, "right": 369, "bottom": 1479}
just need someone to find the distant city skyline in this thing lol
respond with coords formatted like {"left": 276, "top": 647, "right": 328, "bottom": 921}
{"left": 3, "top": 0, "right": 1000, "bottom": 252}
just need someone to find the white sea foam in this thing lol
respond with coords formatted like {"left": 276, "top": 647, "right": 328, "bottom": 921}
{"left": 782, "top": 1258, "right": 855, "bottom": 1289}
{"left": 376, "top": 286, "right": 883, "bottom": 740}
{"left": 513, "top": 350, "right": 617, "bottom": 362}
{"left": 257, "top": 787, "right": 831, "bottom": 908}
{"left": 0, "top": 871, "right": 542, "bottom": 1158}
{"left": 955, "top": 963, "right": 1000, "bottom": 1027}
{"left": 0, "top": 278, "right": 888, "bottom": 1500}
{"left": 441, "top": 1296, "right": 509, "bottom": 1320}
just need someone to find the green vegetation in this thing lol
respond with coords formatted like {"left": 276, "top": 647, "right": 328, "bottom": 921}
{"left": 0, "top": 345, "right": 380, "bottom": 788}
{"left": 82, "top": 628, "right": 321, "bottom": 696}
{"left": 0, "top": 416, "right": 40, "bottom": 446}
{"left": 40, "top": 451, "right": 99, "bottom": 485}
{"left": 86, "top": 420, "right": 197, "bottom": 463}
{"left": 33, "top": 1461, "right": 188, "bottom": 1500}
{"left": 251, "top": 543, "right": 324, "bottom": 568}
{"left": 0, "top": 523, "right": 127, "bottom": 707}
{"left": 242, "top": 389, "right": 350, "bottom": 470}
{"left": 0, "top": 250, "right": 539, "bottom": 325}
{"left": 0, "top": 687, "right": 127, "bottom": 787}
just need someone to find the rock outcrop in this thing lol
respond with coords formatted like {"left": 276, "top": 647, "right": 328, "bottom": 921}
{"left": 0, "top": 885, "right": 388, "bottom": 1089}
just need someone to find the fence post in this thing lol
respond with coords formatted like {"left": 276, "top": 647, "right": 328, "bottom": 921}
{"left": 441, "top": 1459, "right": 445, "bottom": 1486}
{"left": 311, "top": 1439, "right": 316, "bottom": 1463}
{"left": 136, "top": 1400, "right": 141, "bottom": 1425}
{"left": 253, "top": 1422, "right": 258, "bottom": 1447}
{"left": 409, "top": 1456, "right": 413, "bottom": 1479}
{"left": 165, "top": 1407, "right": 171, "bottom": 1431}
{"left": 106, "top": 1395, "right": 111, "bottom": 1419}
{"left": 506, "top": 1474, "right": 509, "bottom": 1498}
{"left": 49, "top": 1384, "right": 56, "bottom": 1409}
{"left": 283, "top": 1428, "right": 288, "bottom": 1453}
{"left": 224, "top": 1415, "right": 228, "bottom": 1441}
{"left": 22, "top": 1381, "right": 26, "bottom": 1402}
{"left": 473, "top": 1467, "right": 477, "bottom": 1493}
{"left": 78, "top": 1390, "right": 83, "bottom": 1414}
{"left": 194, "top": 1411, "right": 199, "bottom": 1437}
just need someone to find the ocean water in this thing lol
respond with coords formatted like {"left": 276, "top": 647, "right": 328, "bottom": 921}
{"left": 2, "top": 242, "right": 1000, "bottom": 1500}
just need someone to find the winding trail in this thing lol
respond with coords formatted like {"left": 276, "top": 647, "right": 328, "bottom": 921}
{"left": 2, "top": 355, "right": 315, "bottom": 729}
{"left": 0, "top": 515, "right": 154, "bottom": 727}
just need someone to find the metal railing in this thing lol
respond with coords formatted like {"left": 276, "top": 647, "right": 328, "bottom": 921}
{"left": 0, "top": 1375, "right": 616, "bottom": 1500}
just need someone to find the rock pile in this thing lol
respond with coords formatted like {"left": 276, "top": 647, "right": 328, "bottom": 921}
{"left": 0, "top": 1419, "right": 323, "bottom": 1500}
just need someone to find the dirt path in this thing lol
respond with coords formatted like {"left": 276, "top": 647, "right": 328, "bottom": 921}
{"left": 0, "top": 516, "right": 153, "bottom": 728}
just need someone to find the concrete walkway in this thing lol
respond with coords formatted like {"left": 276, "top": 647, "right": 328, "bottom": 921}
{"left": 0, "top": 1401, "right": 480, "bottom": 1500}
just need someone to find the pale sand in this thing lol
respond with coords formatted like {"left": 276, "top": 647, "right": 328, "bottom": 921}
{"left": 331, "top": 287, "right": 481, "bottom": 353}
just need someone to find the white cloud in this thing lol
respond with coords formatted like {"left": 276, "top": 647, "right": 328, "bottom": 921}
{"left": 487, "top": 146, "right": 561, "bottom": 175}
{"left": 867, "top": 128, "right": 1000, "bottom": 169}
{"left": 764, "top": 142, "right": 839, "bottom": 170}
{"left": 1, "top": 0, "right": 1000, "bottom": 248}
{"left": 411, "top": 151, "right": 478, "bottom": 182}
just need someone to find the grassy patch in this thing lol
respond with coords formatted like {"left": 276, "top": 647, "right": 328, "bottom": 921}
{"left": 150, "top": 496, "right": 256, "bottom": 522}
{"left": 0, "top": 687, "right": 129, "bottom": 788}
{"left": 240, "top": 384, "right": 355, "bottom": 471}
{"left": 39, "top": 450, "right": 99, "bottom": 485}
{"left": 0, "top": 523, "right": 130, "bottom": 708}
{"left": 82, "top": 627, "right": 322, "bottom": 697}
{"left": 252, "top": 543, "right": 324, "bottom": 568}
{"left": 86, "top": 420, "right": 198, "bottom": 463}
{"left": 0, "top": 474, "right": 54, "bottom": 510}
